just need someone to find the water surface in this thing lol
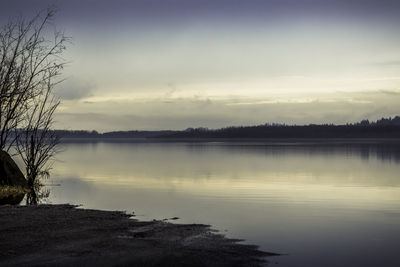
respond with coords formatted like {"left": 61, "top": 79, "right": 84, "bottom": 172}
{"left": 42, "top": 140, "right": 400, "bottom": 267}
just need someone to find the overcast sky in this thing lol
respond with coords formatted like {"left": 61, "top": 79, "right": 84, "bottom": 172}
{"left": 2, "top": 0, "right": 400, "bottom": 131}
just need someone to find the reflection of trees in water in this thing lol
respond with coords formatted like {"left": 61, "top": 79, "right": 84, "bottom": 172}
{"left": 190, "top": 142, "right": 400, "bottom": 163}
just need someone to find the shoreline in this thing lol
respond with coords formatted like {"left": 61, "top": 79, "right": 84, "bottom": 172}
{"left": 0, "top": 204, "right": 277, "bottom": 266}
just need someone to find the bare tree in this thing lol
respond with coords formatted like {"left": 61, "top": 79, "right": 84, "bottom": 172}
{"left": 0, "top": 9, "right": 68, "bottom": 186}
{"left": 16, "top": 78, "right": 60, "bottom": 186}
{"left": 0, "top": 9, "right": 67, "bottom": 152}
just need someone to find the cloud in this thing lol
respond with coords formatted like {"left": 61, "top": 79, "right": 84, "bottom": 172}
{"left": 53, "top": 90, "right": 400, "bottom": 131}
{"left": 379, "top": 89, "right": 400, "bottom": 95}
{"left": 55, "top": 77, "right": 96, "bottom": 100}
{"left": 374, "top": 60, "right": 400, "bottom": 66}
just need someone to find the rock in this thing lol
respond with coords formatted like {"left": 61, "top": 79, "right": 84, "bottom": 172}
{"left": 0, "top": 150, "right": 27, "bottom": 187}
{"left": 0, "top": 190, "right": 25, "bottom": 205}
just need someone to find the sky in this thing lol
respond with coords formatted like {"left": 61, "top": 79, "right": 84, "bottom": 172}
{"left": 1, "top": 0, "right": 400, "bottom": 131}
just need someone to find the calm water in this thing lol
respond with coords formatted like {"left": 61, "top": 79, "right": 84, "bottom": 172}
{"left": 39, "top": 140, "right": 400, "bottom": 267}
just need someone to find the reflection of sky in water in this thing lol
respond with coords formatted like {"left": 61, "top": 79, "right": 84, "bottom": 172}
{"left": 46, "top": 141, "right": 400, "bottom": 267}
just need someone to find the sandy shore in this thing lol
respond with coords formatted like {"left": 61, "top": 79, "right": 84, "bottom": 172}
{"left": 0, "top": 204, "right": 277, "bottom": 266}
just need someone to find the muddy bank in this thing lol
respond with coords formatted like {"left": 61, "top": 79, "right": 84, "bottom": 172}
{"left": 0, "top": 204, "right": 277, "bottom": 266}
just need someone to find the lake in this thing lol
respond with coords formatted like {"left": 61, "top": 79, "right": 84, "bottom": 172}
{"left": 36, "top": 140, "right": 400, "bottom": 267}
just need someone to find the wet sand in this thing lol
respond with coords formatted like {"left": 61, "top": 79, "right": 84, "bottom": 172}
{"left": 0, "top": 204, "right": 277, "bottom": 266}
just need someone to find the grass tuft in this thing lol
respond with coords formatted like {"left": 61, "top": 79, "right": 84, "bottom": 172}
{"left": 0, "top": 186, "right": 29, "bottom": 198}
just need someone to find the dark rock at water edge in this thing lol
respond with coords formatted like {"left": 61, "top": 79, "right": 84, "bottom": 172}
{"left": 0, "top": 190, "right": 25, "bottom": 205}
{"left": 0, "top": 150, "right": 26, "bottom": 187}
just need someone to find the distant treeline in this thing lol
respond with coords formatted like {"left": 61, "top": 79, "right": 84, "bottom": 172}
{"left": 159, "top": 125, "right": 400, "bottom": 139}
{"left": 55, "top": 116, "right": 400, "bottom": 139}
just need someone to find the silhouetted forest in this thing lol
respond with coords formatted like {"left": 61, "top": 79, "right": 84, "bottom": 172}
{"left": 53, "top": 116, "right": 400, "bottom": 139}
{"left": 159, "top": 116, "right": 400, "bottom": 139}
